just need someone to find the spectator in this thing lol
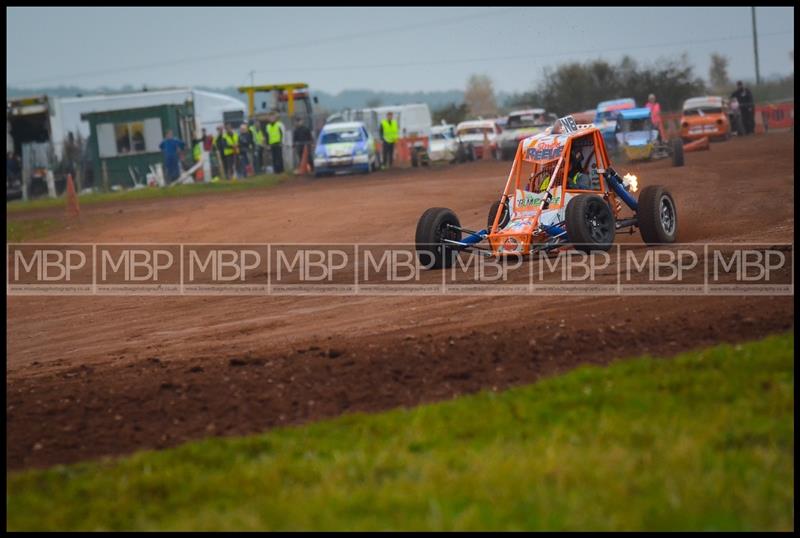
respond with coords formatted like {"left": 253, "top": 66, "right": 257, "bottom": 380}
{"left": 212, "top": 126, "right": 228, "bottom": 178}
{"left": 645, "top": 94, "right": 663, "bottom": 141}
{"left": 731, "top": 81, "right": 755, "bottom": 135}
{"left": 729, "top": 98, "right": 746, "bottom": 136}
{"left": 202, "top": 128, "right": 213, "bottom": 151}
{"left": 379, "top": 111, "right": 399, "bottom": 169}
{"left": 293, "top": 117, "right": 314, "bottom": 171}
{"left": 248, "top": 120, "right": 265, "bottom": 173}
{"left": 158, "top": 129, "right": 186, "bottom": 183}
{"left": 266, "top": 112, "right": 285, "bottom": 174}
{"left": 238, "top": 123, "right": 253, "bottom": 177}
{"left": 223, "top": 123, "right": 239, "bottom": 179}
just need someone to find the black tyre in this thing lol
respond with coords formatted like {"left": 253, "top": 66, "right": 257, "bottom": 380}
{"left": 487, "top": 199, "right": 510, "bottom": 231}
{"left": 565, "top": 195, "right": 616, "bottom": 252}
{"left": 411, "top": 150, "right": 419, "bottom": 167}
{"left": 637, "top": 185, "right": 678, "bottom": 245}
{"left": 671, "top": 138, "right": 684, "bottom": 167}
{"left": 467, "top": 144, "right": 476, "bottom": 161}
{"left": 415, "top": 207, "right": 462, "bottom": 269}
{"left": 455, "top": 144, "right": 467, "bottom": 163}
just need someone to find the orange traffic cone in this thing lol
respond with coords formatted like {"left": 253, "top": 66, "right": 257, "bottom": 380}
{"left": 295, "top": 145, "right": 310, "bottom": 174}
{"left": 65, "top": 173, "right": 80, "bottom": 218}
{"left": 482, "top": 131, "right": 490, "bottom": 160}
{"left": 683, "top": 137, "right": 710, "bottom": 152}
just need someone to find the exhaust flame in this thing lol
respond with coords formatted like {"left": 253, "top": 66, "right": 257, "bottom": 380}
{"left": 622, "top": 173, "right": 639, "bottom": 192}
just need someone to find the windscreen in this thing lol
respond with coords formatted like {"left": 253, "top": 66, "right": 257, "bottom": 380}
{"left": 457, "top": 126, "right": 494, "bottom": 135}
{"left": 684, "top": 107, "right": 723, "bottom": 116}
{"left": 506, "top": 113, "right": 544, "bottom": 129}
{"left": 597, "top": 110, "right": 623, "bottom": 121}
{"left": 320, "top": 128, "right": 364, "bottom": 144}
{"left": 621, "top": 117, "right": 653, "bottom": 131}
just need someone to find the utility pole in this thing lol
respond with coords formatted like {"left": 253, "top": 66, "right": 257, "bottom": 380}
{"left": 751, "top": 7, "right": 761, "bottom": 85}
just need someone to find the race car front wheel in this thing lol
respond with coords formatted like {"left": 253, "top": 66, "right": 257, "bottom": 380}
{"left": 637, "top": 185, "right": 678, "bottom": 245}
{"left": 415, "top": 207, "right": 462, "bottom": 269}
{"left": 487, "top": 199, "right": 510, "bottom": 231}
{"left": 565, "top": 195, "right": 616, "bottom": 253}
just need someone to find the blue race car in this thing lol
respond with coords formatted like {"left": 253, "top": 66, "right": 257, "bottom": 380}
{"left": 313, "top": 121, "right": 380, "bottom": 177}
{"left": 615, "top": 108, "right": 684, "bottom": 167}
{"left": 594, "top": 98, "right": 636, "bottom": 151}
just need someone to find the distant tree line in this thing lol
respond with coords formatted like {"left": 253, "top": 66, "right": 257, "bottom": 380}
{"left": 505, "top": 54, "right": 706, "bottom": 115}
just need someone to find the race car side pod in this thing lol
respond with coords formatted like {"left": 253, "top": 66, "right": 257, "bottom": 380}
{"left": 605, "top": 168, "right": 638, "bottom": 210}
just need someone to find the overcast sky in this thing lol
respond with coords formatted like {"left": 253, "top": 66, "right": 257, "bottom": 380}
{"left": 6, "top": 6, "right": 795, "bottom": 93}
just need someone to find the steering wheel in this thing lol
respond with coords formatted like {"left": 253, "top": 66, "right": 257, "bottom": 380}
{"left": 527, "top": 169, "right": 553, "bottom": 192}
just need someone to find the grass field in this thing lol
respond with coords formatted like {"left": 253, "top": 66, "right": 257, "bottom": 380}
{"left": 6, "top": 333, "right": 794, "bottom": 531}
{"left": 6, "top": 173, "right": 289, "bottom": 214}
{"left": 6, "top": 173, "right": 289, "bottom": 242}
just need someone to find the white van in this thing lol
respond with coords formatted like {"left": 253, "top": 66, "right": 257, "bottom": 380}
{"left": 330, "top": 104, "right": 432, "bottom": 142}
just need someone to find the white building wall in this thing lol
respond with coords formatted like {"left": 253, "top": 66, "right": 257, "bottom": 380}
{"left": 49, "top": 88, "right": 247, "bottom": 160}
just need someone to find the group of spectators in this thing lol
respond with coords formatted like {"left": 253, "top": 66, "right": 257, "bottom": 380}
{"left": 207, "top": 112, "right": 315, "bottom": 180}
{"left": 157, "top": 111, "right": 316, "bottom": 183}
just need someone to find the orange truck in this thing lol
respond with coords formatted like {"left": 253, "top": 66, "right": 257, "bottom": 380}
{"left": 680, "top": 96, "right": 731, "bottom": 142}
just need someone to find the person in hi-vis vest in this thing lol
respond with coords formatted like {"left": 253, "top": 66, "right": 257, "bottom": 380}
{"left": 380, "top": 111, "right": 399, "bottom": 169}
{"left": 267, "top": 112, "right": 285, "bottom": 174}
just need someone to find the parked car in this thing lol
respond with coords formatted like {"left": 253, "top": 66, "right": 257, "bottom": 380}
{"left": 680, "top": 96, "right": 732, "bottom": 142}
{"left": 313, "top": 121, "right": 380, "bottom": 176}
{"left": 455, "top": 119, "right": 502, "bottom": 159}
{"left": 428, "top": 124, "right": 476, "bottom": 163}
{"left": 497, "top": 108, "right": 553, "bottom": 160}
{"left": 594, "top": 98, "right": 636, "bottom": 151}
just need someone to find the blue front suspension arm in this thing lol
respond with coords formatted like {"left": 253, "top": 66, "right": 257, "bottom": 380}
{"left": 606, "top": 169, "right": 638, "bottom": 210}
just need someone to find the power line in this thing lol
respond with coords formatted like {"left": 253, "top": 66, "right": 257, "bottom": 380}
{"left": 11, "top": 8, "right": 518, "bottom": 86}
{"left": 252, "top": 30, "right": 794, "bottom": 75}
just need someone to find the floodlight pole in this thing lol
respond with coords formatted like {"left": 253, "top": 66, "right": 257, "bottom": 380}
{"left": 751, "top": 7, "right": 761, "bottom": 85}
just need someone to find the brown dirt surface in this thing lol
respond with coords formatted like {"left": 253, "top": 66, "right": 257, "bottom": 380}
{"left": 6, "top": 132, "right": 795, "bottom": 470}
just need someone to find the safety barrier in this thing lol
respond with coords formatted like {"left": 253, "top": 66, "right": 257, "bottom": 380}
{"left": 756, "top": 101, "right": 794, "bottom": 131}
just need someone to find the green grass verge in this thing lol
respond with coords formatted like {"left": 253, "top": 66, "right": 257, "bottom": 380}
{"left": 6, "top": 173, "right": 290, "bottom": 214}
{"left": 6, "top": 218, "right": 64, "bottom": 242}
{"left": 7, "top": 333, "right": 794, "bottom": 531}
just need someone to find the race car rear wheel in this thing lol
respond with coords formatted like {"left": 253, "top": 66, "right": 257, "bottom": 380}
{"left": 671, "top": 138, "right": 685, "bottom": 167}
{"left": 565, "top": 195, "right": 616, "bottom": 252}
{"left": 487, "top": 199, "right": 510, "bottom": 231}
{"left": 637, "top": 185, "right": 678, "bottom": 245}
{"left": 415, "top": 207, "right": 462, "bottom": 269}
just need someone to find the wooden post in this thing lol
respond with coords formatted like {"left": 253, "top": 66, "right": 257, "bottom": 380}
{"left": 215, "top": 147, "right": 226, "bottom": 180}
{"left": 74, "top": 161, "right": 83, "bottom": 192}
{"left": 101, "top": 160, "right": 110, "bottom": 192}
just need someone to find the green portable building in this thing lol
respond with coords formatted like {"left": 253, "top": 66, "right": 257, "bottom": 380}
{"left": 82, "top": 102, "right": 196, "bottom": 189}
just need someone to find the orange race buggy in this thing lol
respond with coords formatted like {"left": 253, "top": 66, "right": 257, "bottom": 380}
{"left": 415, "top": 115, "right": 678, "bottom": 269}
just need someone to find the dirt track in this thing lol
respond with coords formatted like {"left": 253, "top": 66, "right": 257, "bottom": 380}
{"left": 7, "top": 132, "right": 795, "bottom": 470}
